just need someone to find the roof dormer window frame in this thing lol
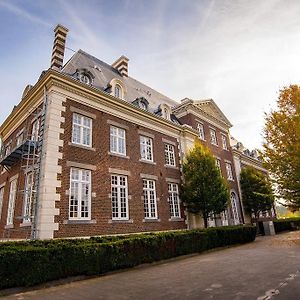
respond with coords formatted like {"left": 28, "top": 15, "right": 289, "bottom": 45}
{"left": 74, "top": 69, "right": 94, "bottom": 86}
{"left": 160, "top": 103, "right": 172, "bottom": 121}
{"left": 109, "top": 78, "right": 126, "bottom": 100}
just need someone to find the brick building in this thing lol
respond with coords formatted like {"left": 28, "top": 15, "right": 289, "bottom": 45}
{"left": 0, "top": 25, "right": 262, "bottom": 239}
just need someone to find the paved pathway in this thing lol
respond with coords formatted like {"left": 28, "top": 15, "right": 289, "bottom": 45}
{"left": 3, "top": 231, "right": 300, "bottom": 300}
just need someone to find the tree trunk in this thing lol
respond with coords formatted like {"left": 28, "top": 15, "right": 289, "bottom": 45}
{"left": 203, "top": 216, "right": 208, "bottom": 228}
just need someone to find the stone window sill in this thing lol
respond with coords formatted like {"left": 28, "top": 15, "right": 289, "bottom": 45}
{"left": 164, "top": 164, "right": 179, "bottom": 170}
{"left": 20, "top": 222, "right": 32, "bottom": 227}
{"left": 68, "top": 142, "right": 96, "bottom": 151}
{"left": 108, "top": 152, "right": 130, "bottom": 159}
{"left": 63, "top": 219, "right": 97, "bottom": 225}
{"left": 139, "top": 159, "right": 156, "bottom": 165}
{"left": 109, "top": 219, "right": 133, "bottom": 224}
{"left": 143, "top": 218, "right": 160, "bottom": 223}
{"left": 4, "top": 224, "right": 14, "bottom": 229}
{"left": 169, "top": 217, "right": 184, "bottom": 222}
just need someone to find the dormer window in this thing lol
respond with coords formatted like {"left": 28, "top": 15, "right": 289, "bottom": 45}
{"left": 109, "top": 78, "right": 126, "bottom": 99}
{"left": 159, "top": 104, "right": 172, "bottom": 120}
{"left": 132, "top": 97, "right": 149, "bottom": 111}
{"left": 79, "top": 74, "right": 91, "bottom": 85}
{"left": 140, "top": 101, "right": 147, "bottom": 110}
{"left": 114, "top": 84, "right": 122, "bottom": 98}
{"left": 75, "top": 69, "right": 94, "bottom": 85}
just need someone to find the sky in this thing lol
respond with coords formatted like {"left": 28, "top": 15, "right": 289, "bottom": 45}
{"left": 0, "top": 0, "right": 300, "bottom": 150}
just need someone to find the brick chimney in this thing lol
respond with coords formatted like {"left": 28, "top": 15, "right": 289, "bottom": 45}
{"left": 112, "top": 55, "right": 129, "bottom": 77}
{"left": 51, "top": 24, "right": 69, "bottom": 71}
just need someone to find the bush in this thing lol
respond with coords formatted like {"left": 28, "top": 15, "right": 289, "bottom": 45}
{"left": 273, "top": 217, "right": 300, "bottom": 233}
{"left": 0, "top": 226, "right": 256, "bottom": 289}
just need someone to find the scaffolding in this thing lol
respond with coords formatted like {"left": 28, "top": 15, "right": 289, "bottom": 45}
{"left": 0, "top": 88, "right": 48, "bottom": 240}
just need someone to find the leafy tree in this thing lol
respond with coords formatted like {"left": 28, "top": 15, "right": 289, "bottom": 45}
{"left": 240, "top": 166, "right": 275, "bottom": 222}
{"left": 181, "top": 140, "right": 229, "bottom": 228}
{"left": 262, "top": 85, "right": 300, "bottom": 209}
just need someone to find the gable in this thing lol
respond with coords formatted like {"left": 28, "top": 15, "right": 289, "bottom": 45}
{"left": 194, "top": 100, "right": 232, "bottom": 127}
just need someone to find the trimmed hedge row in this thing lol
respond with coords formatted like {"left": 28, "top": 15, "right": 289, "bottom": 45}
{"left": 0, "top": 226, "right": 256, "bottom": 289}
{"left": 273, "top": 217, "right": 300, "bottom": 233}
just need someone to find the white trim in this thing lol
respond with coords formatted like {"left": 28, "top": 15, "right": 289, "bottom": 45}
{"left": 66, "top": 161, "right": 96, "bottom": 171}
{"left": 140, "top": 173, "right": 158, "bottom": 180}
{"left": 70, "top": 106, "right": 96, "bottom": 119}
{"left": 109, "top": 168, "right": 131, "bottom": 176}
{"left": 107, "top": 119, "right": 129, "bottom": 130}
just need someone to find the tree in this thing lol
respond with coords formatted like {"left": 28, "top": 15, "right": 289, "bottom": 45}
{"left": 240, "top": 166, "right": 275, "bottom": 222}
{"left": 262, "top": 85, "right": 300, "bottom": 209}
{"left": 181, "top": 140, "right": 229, "bottom": 228}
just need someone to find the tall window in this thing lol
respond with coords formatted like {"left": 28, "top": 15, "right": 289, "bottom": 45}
{"left": 0, "top": 187, "right": 4, "bottom": 221}
{"left": 5, "top": 143, "right": 11, "bottom": 156}
{"left": 31, "top": 119, "right": 40, "bottom": 141}
{"left": 197, "top": 123, "right": 205, "bottom": 140}
{"left": 143, "top": 179, "right": 157, "bottom": 219}
{"left": 225, "top": 162, "right": 234, "bottom": 180}
{"left": 16, "top": 132, "right": 24, "bottom": 147}
{"left": 221, "top": 135, "right": 228, "bottom": 150}
{"left": 140, "top": 136, "right": 153, "bottom": 161}
{"left": 7, "top": 178, "right": 17, "bottom": 225}
{"left": 230, "top": 192, "right": 240, "bottom": 224}
{"left": 72, "top": 113, "right": 92, "bottom": 147}
{"left": 210, "top": 129, "right": 218, "bottom": 145}
{"left": 111, "top": 175, "right": 128, "bottom": 220}
{"left": 69, "top": 168, "right": 91, "bottom": 220}
{"left": 110, "top": 126, "right": 126, "bottom": 155}
{"left": 165, "top": 144, "right": 175, "bottom": 166}
{"left": 23, "top": 172, "right": 34, "bottom": 223}
{"left": 168, "top": 183, "right": 180, "bottom": 218}
{"left": 114, "top": 84, "right": 122, "bottom": 98}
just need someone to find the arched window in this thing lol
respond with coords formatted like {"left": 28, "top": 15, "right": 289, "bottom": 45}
{"left": 164, "top": 108, "right": 170, "bottom": 120}
{"left": 230, "top": 192, "right": 240, "bottom": 224}
{"left": 114, "top": 84, "right": 122, "bottom": 98}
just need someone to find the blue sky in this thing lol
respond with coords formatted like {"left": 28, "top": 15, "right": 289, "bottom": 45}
{"left": 1, "top": 0, "right": 300, "bottom": 149}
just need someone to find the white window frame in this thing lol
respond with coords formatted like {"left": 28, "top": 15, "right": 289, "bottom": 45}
{"left": 7, "top": 178, "right": 17, "bottom": 225}
{"left": 111, "top": 175, "right": 129, "bottom": 220}
{"left": 210, "top": 128, "right": 218, "bottom": 145}
{"left": 0, "top": 186, "right": 4, "bottom": 221}
{"left": 31, "top": 119, "right": 40, "bottom": 142}
{"left": 226, "top": 162, "right": 234, "bottom": 181}
{"left": 143, "top": 179, "right": 158, "bottom": 219}
{"left": 5, "top": 142, "right": 11, "bottom": 156}
{"left": 114, "top": 84, "right": 122, "bottom": 98}
{"left": 72, "top": 113, "right": 92, "bottom": 147}
{"left": 168, "top": 183, "right": 181, "bottom": 218}
{"left": 140, "top": 136, "right": 153, "bottom": 161}
{"left": 69, "top": 168, "right": 91, "bottom": 220}
{"left": 23, "top": 172, "right": 34, "bottom": 223}
{"left": 164, "top": 144, "right": 176, "bottom": 167}
{"left": 110, "top": 126, "right": 126, "bottom": 156}
{"left": 16, "top": 132, "right": 24, "bottom": 147}
{"left": 230, "top": 192, "right": 240, "bottom": 225}
{"left": 197, "top": 123, "right": 205, "bottom": 140}
{"left": 221, "top": 134, "right": 228, "bottom": 150}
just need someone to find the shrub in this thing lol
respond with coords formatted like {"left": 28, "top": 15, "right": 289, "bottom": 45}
{"left": 273, "top": 217, "right": 300, "bottom": 233}
{"left": 0, "top": 226, "right": 256, "bottom": 289}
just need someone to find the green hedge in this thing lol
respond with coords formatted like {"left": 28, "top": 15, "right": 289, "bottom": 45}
{"left": 273, "top": 217, "right": 300, "bottom": 233}
{"left": 0, "top": 226, "right": 256, "bottom": 290}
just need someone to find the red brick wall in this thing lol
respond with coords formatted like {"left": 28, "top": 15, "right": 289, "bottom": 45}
{"left": 55, "top": 99, "right": 185, "bottom": 238}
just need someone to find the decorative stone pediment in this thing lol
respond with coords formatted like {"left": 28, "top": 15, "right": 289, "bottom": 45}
{"left": 193, "top": 99, "right": 232, "bottom": 127}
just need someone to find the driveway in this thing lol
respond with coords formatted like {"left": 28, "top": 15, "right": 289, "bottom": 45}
{"left": 3, "top": 231, "right": 300, "bottom": 300}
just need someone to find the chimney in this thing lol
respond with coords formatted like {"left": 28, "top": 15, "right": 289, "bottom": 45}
{"left": 112, "top": 55, "right": 129, "bottom": 77}
{"left": 51, "top": 24, "right": 69, "bottom": 71}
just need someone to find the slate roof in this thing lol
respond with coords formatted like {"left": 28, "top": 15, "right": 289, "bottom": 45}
{"left": 62, "top": 50, "right": 178, "bottom": 113}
